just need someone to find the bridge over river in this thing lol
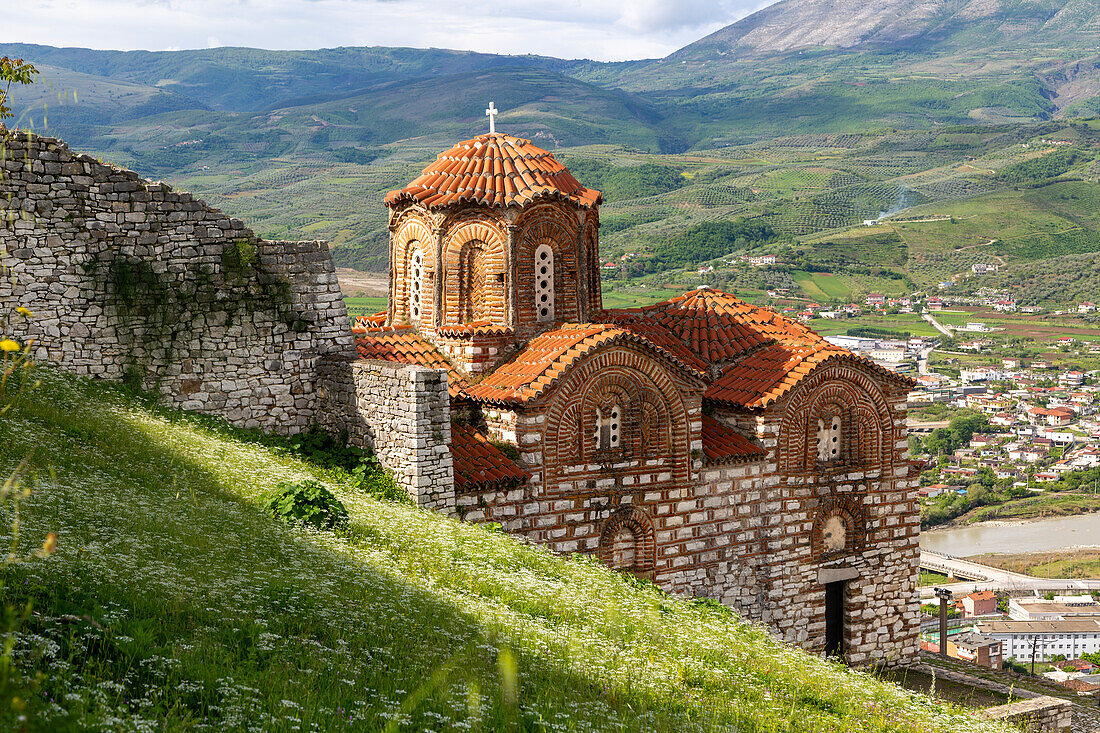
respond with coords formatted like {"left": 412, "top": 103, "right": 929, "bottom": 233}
{"left": 919, "top": 551, "right": 1100, "bottom": 600}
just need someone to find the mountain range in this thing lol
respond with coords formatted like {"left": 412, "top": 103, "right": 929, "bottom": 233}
{"left": 8, "top": 0, "right": 1100, "bottom": 282}
{"left": 8, "top": 0, "right": 1100, "bottom": 156}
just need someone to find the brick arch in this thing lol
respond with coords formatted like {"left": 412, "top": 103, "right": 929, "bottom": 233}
{"left": 637, "top": 386, "right": 671, "bottom": 456}
{"left": 543, "top": 343, "right": 690, "bottom": 484}
{"left": 442, "top": 220, "right": 506, "bottom": 326}
{"left": 581, "top": 372, "right": 639, "bottom": 456}
{"left": 778, "top": 360, "right": 894, "bottom": 477}
{"left": 516, "top": 206, "right": 581, "bottom": 326}
{"left": 599, "top": 507, "right": 656, "bottom": 578}
{"left": 391, "top": 216, "right": 435, "bottom": 325}
{"left": 810, "top": 495, "right": 867, "bottom": 559}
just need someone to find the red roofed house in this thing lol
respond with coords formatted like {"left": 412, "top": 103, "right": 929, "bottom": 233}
{"left": 322, "top": 131, "right": 920, "bottom": 667}
{"left": 960, "top": 590, "right": 998, "bottom": 617}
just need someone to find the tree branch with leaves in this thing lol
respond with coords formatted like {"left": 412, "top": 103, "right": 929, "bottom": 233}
{"left": 0, "top": 57, "right": 39, "bottom": 121}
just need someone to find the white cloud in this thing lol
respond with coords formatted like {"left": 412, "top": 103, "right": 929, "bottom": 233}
{"left": 0, "top": 0, "right": 776, "bottom": 61}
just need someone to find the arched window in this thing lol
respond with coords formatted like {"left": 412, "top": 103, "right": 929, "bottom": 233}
{"left": 596, "top": 404, "right": 621, "bottom": 450}
{"left": 535, "top": 243, "right": 555, "bottom": 323}
{"left": 409, "top": 249, "right": 424, "bottom": 323}
{"left": 458, "top": 241, "right": 487, "bottom": 324}
{"left": 816, "top": 415, "right": 841, "bottom": 463}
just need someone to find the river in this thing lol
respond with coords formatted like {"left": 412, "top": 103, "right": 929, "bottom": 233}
{"left": 921, "top": 512, "right": 1100, "bottom": 556}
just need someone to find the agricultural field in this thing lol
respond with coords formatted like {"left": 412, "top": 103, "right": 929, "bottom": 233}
{"left": 73, "top": 114, "right": 1100, "bottom": 308}
{"left": 343, "top": 296, "right": 388, "bottom": 318}
{"left": 808, "top": 314, "right": 943, "bottom": 339}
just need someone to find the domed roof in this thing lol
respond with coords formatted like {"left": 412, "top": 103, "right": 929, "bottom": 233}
{"left": 385, "top": 133, "right": 602, "bottom": 210}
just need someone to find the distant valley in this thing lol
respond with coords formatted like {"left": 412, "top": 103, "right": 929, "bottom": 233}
{"left": 10, "top": 0, "right": 1100, "bottom": 307}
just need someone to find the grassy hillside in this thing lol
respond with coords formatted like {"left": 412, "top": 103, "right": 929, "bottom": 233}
{"left": 0, "top": 368, "right": 1012, "bottom": 731}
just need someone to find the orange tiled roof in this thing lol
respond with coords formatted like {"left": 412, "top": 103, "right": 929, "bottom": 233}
{"left": 355, "top": 327, "right": 469, "bottom": 397}
{"left": 701, "top": 415, "right": 768, "bottom": 465}
{"left": 385, "top": 133, "right": 601, "bottom": 210}
{"left": 352, "top": 312, "right": 387, "bottom": 331}
{"left": 705, "top": 342, "right": 910, "bottom": 409}
{"left": 450, "top": 422, "right": 529, "bottom": 490}
{"left": 463, "top": 323, "right": 705, "bottom": 406}
{"left": 605, "top": 287, "right": 824, "bottom": 367}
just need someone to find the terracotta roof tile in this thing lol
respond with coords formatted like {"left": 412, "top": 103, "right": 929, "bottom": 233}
{"left": 463, "top": 323, "right": 705, "bottom": 406}
{"left": 706, "top": 342, "right": 913, "bottom": 409}
{"left": 701, "top": 415, "right": 768, "bottom": 465}
{"left": 355, "top": 327, "right": 469, "bottom": 397}
{"left": 450, "top": 422, "right": 529, "bottom": 490}
{"left": 385, "top": 133, "right": 602, "bottom": 211}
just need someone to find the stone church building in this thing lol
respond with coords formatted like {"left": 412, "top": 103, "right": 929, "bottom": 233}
{"left": 344, "top": 132, "right": 921, "bottom": 667}
{"left": 0, "top": 126, "right": 919, "bottom": 668}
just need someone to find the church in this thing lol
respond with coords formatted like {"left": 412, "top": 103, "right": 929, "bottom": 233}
{"left": 347, "top": 125, "right": 922, "bottom": 667}
{"left": 0, "top": 120, "right": 920, "bottom": 668}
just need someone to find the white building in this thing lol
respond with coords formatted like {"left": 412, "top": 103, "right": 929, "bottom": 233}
{"left": 975, "top": 619, "right": 1100, "bottom": 662}
{"left": 1009, "top": 598, "right": 1100, "bottom": 621}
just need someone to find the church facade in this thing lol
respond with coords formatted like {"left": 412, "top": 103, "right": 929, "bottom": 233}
{"left": 346, "top": 132, "right": 921, "bottom": 668}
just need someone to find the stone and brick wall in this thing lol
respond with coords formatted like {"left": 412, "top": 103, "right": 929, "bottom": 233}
{"left": 0, "top": 128, "right": 353, "bottom": 432}
{"left": 318, "top": 356, "right": 454, "bottom": 511}
{"left": 385, "top": 199, "right": 600, "bottom": 366}
{"left": 459, "top": 346, "right": 920, "bottom": 668}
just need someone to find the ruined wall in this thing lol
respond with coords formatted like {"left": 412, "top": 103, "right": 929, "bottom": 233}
{"left": 318, "top": 356, "right": 454, "bottom": 511}
{"left": 0, "top": 128, "right": 353, "bottom": 432}
{"left": 982, "top": 698, "right": 1071, "bottom": 733}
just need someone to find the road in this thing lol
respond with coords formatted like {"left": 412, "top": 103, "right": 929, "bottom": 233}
{"left": 922, "top": 311, "right": 953, "bottom": 338}
{"left": 919, "top": 551, "right": 1100, "bottom": 599}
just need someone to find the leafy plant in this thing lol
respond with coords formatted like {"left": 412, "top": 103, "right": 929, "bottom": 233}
{"left": 0, "top": 57, "right": 38, "bottom": 121}
{"left": 263, "top": 479, "right": 348, "bottom": 530}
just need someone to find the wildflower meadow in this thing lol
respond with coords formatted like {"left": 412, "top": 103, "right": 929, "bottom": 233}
{"left": 0, "top": 367, "right": 1014, "bottom": 731}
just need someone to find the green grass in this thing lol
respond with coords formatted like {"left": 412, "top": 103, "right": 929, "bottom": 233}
{"left": 0, "top": 369, "right": 1013, "bottom": 731}
{"left": 918, "top": 570, "right": 950, "bottom": 587}
{"left": 791, "top": 271, "right": 854, "bottom": 301}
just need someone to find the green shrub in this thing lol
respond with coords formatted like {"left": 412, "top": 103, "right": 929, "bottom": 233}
{"left": 263, "top": 479, "right": 348, "bottom": 530}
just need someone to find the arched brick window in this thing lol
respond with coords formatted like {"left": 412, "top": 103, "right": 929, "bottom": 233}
{"left": 535, "top": 243, "right": 555, "bottom": 323}
{"left": 458, "top": 240, "right": 487, "bottom": 323}
{"left": 811, "top": 496, "right": 867, "bottom": 559}
{"left": 599, "top": 508, "right": 655, "bottom": 578}
{"left": 409, "top": 248, "right": 424, "bottom": 323}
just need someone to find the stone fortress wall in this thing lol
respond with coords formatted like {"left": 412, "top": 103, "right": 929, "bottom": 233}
{"left": 0, "top": 127, "right": 354, "bottom": 432}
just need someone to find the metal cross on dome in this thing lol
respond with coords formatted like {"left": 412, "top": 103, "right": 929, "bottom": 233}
{"left": 485, "top": 102, "right": 498, "bottom": 134}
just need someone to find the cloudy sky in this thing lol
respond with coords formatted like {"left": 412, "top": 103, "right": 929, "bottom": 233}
{"left": 7, "top": 0, "right": 777, "bottom": 61}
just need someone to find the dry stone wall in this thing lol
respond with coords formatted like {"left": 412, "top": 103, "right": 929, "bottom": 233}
{"left": 0, "top": 128, "right": 353, "bottom": 431}
{"left": 318, "top": 356, "right": 454, "bottom": 511}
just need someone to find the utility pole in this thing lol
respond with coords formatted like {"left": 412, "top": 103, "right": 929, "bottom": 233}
{"left": 935, "top": 587, "right": 953, "bottom": 658}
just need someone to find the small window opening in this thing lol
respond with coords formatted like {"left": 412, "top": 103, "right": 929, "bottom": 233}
{"left": 535, "top": 244, "right": 555, "bottom": 323}
{"left": 410, "top": 249, "right": 424, "bottom": 322}
{"left": 596, "top": 404, "right": 621, "bottom": 450}
{"left": 816, "top": 415, "right": 841, "bottom": 463}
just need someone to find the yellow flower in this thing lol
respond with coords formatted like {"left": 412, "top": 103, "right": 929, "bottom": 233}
{"left": 0, "top": 339, "right": 19, "bottom": 352}
{"left": 41, "top": 533, "right": 57, "bottom": 555}
{"left": 15, "top": 307, "right": 32, "bottom": 317}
